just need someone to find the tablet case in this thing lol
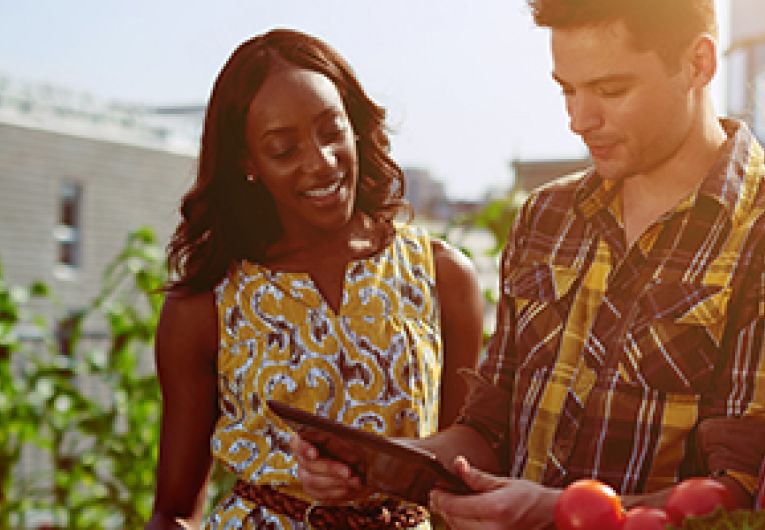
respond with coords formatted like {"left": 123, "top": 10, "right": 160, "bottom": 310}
{"left": 268, "top": 399, "right": 472, "bottom": 506}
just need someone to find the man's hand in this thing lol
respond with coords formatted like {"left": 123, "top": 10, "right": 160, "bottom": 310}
{"left": 289, "top": 433, "right": 365, "bottom": 502}
{"left": 429, "top": 456, "right": 559, "bottom": 530}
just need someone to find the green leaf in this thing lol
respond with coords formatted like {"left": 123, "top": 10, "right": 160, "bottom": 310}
{"left": 29, "top": 281, "right": 50, "bottom": 297}
{"left": 668, "top": 507, "right": 765, "bottom": 530}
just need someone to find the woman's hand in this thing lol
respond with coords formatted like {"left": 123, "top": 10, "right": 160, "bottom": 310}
{"left": 289, "top": 433, "right": 366, "bottom": 502}
{"left": 429, "top": 456, "right": 559, "bottom": 530}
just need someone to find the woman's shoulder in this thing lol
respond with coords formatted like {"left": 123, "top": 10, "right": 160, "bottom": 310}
{"left": 429, "top": 237, "right": 477, "bottom": 283}
{"left": 160, "top": 289, "right": 217, "bottom": 334}
{"left": 156, "top": 289, "right": 218, "bottom": 367}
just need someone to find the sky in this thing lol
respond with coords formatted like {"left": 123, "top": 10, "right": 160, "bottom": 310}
{"left": 0, "top": 1, "right": 730, "bottom": 200}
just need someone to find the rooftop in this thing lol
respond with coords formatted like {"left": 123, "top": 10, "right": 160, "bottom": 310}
{"left": 0, "top": 74, "right": 204, "bottom": 155}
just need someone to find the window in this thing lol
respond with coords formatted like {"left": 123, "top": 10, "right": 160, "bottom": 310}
{"left": 756, "top": 72, "right": 765, "bottom": 140}
{"left": 727, "top": 48, "right": 748, "bottom": 118}
{"left": 55, "top": 182, "right": 82, "bottom": 269}
{"left": 755, "top": 43, "right": 765, "bottom": 141}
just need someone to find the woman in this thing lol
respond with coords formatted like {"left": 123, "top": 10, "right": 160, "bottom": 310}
{"left": 144, "top": 28, "right": 484, "bottom": 529}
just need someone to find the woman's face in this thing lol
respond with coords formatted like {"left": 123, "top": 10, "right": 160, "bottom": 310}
{"left": 244, "top": 66, "right": 359, "bottom": 245}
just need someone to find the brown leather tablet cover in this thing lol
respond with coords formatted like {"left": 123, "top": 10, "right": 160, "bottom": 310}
{"left": 268, "top": 399, "right": 472, "bottom": 506}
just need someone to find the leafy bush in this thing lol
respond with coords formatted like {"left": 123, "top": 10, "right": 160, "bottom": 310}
{"left": 0, "top": 228, "right": 231, "bottom": 529}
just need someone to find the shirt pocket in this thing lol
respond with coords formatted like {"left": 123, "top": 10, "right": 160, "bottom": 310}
{"left": 624, "top": 281, "right": 731, "bottom": 394}
{"left": 504, "top": 261, "right": 580, "bottom": 370}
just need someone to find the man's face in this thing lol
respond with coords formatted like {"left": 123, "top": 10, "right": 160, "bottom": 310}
{"left": 551, "top": 20, "right": 696, "bottom": 181}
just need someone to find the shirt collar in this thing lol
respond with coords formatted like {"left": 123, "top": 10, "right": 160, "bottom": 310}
{"left": 698, "top": 119, "right": 763, "bottom": 225}
{"left": 573, "top": 119, "right": 763, "bottom": 225}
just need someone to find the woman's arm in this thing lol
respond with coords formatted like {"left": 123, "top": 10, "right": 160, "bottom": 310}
{"left": 144, "top": 290, "right": 220, "bottom": 530}
{"left": 431, "top": 238, "right": 485, "bottom": 427}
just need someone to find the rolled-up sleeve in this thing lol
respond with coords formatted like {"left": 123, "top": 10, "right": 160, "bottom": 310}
{"left": 457, "top": 368, "right": 511, "bottom": 453}
{"left": 694, "top": 417, "right": 765, "bottom": 494}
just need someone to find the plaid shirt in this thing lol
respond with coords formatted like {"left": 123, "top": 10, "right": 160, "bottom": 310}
{"left": 461, "top": 120, "right": 765, "bottom": 496}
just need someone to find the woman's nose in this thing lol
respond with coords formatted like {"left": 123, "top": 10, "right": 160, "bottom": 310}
{"left": 301, "top": 143, "right": 336, "bottom": 175}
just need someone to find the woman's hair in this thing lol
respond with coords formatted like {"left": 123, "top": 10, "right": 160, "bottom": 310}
{"left": 166, "top": 28, "right": 408, "bottom": 292}
{"left": 527, "top": 0, "right": 718, "bottom": 71}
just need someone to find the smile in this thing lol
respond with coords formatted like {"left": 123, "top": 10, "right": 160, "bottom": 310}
{"left": 303, "top": 177, "right": 344, "bottom": 198}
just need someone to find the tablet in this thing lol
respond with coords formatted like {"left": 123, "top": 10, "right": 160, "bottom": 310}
{"left": 268, "top": 399, "right": 472, "bottom": 506}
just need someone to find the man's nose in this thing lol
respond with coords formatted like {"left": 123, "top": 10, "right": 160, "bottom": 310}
{"left": 567, "top": 94, "right": 603, "bottom": 135}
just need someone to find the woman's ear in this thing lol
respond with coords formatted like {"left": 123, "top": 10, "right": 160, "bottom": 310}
{"left": 241, "top": 154, "right": 259, "bottom": 182}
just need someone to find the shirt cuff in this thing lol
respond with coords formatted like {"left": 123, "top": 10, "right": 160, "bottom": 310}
{"left": 454, "top": 368, "right": 510, "bottom": 455}
{"left": 695, "top": 416, "right": 765, "bottom": 495}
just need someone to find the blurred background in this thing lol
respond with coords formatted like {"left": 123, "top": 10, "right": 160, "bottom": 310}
{"left": 0, "top": 0, "right": 763, "bottom": 527}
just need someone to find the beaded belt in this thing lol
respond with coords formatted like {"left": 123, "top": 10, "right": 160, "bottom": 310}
{"left": 233, "top": 480, "right": 428, "bottom": 529}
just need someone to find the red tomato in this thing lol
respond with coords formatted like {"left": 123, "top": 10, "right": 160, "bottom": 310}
{"left": 555, "top": 479, "right": 625, "bottom": 530}
{"left": 622, "top": 507, "right": 670, "bottom": 530}
{"left": 664, "top": 477, "right": 736, "bottom": 526}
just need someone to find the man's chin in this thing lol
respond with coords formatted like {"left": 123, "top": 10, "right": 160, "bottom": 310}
{"left": 592, "top": 161, "right": 629, "bottom": 182}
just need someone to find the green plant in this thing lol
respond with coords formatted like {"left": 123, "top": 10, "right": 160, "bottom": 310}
{"left": 0, "top": 261, "right": 50, "bottom": 529}
{"left": 669, "top": 507, "right": 765, "bottom": 530}
{"left": 452, "top": 188, "right": 526, "bottom": 257}
{"left": 0, "top": 228, "right": 232, "bottom": 529}
{"left": 435, "top": 188, "right": 525, "bottom": 342}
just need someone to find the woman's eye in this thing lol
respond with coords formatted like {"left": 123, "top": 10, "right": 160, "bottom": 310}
{"left": 270, "top": 145, "right": 296, "bottom": 159}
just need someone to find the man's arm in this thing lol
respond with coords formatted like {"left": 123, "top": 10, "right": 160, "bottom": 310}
{"left": 429, "top": 458, "right": 558, "bottom": 530}
{"left": 429, "top": 464, "right": 752, "bottom": 530}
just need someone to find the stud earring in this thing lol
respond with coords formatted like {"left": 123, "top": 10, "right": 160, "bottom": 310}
{"left": 245, "top": 174, "right": 257, "bottom": 183}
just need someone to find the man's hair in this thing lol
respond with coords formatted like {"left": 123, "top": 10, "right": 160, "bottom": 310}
{"left": 527, "top": 0, "right": 718, "bottom": 70}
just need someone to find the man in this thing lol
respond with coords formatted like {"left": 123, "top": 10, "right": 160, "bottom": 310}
{"left": 293, "top": 0, "right": 765, "bottom": 527}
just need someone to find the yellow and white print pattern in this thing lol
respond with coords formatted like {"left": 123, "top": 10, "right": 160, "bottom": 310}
{"left": 205, "top": 222, "right": 441, "bottom": 529}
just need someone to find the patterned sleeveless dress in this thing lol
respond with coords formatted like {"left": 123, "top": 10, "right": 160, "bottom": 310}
{"left": 205, "top": 222, "right": 442, "bottom": 529}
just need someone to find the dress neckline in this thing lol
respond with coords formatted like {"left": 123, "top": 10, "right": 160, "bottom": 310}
{"left": 240, "top": 239, "right": 390, "bottom": 317}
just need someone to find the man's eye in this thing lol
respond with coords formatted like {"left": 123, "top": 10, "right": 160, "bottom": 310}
{"left": 599, "top": 86, "right": 627, "bottom": 97}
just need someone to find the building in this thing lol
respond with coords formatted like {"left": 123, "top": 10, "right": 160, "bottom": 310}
{"left": 726, "top": 0, "right": 765, "bottom": 141}
{"left": 0, "top": 76, "right": 200, "bottom": 326}
{"left": 402, "top": 166, "right": 451, "bottom": 220}
{"left": 510, "top": 156, "right": 591, "bottom": 193}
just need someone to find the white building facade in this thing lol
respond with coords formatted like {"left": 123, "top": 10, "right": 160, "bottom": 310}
{"left": 0, "top": 77, "right": 199, "bottom": 321}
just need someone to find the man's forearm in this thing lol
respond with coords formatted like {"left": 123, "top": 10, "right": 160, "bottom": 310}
{"left": 622, "top": 475, "right": 752, "bottom": 511}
